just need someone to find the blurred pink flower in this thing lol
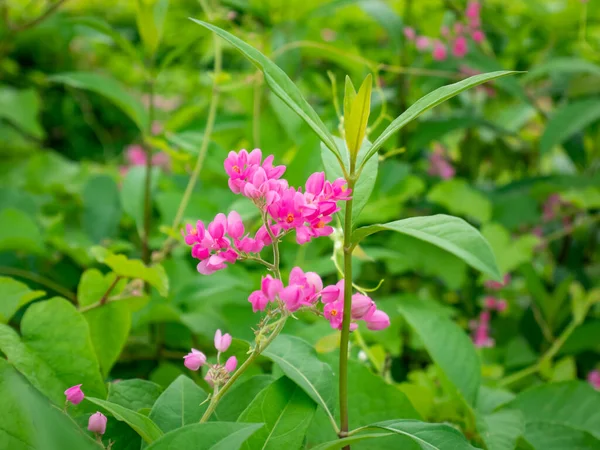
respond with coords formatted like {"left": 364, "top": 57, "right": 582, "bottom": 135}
{"left": 472, "top": 29, "right": 485, "bottom": 43}
{"left": 452, "top": 36, "right": 468, "bottom": 58}
{"left": 428, "top": 145, "right": 455, "bottom": 179}
{"left": 432, "top": 41, "right": 448, "bottom": 61}
{"left": 415, "top": 36, "right": 431, "bottom": 51}
{"left": 88, "top": 412, "right": 107, "bottom": 435}
{"left": 588, "top": 370, "right": 600, "bottom": 389}
{"left": 321, "top": 28, "right": 337, "bottom": 42}
{"left": 403, "top": 27, "right": 416, "bottom": 40}
{"left": 466, "top": 1, "right": 481, "bottom": 19}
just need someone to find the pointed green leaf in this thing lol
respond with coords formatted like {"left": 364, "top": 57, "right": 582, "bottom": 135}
{"left": 135, "top": 0, "right": 169, "bottom": 57}
{"left": 343, "top": 75, "right": 357, "bottom": 123}
{"left": 363, "top": 71, "right": 519, "bottom": 163}
{"left": 344, "top": 74, "right": 372, "bottom": 159}
{"left": 146, "top": 422, "right": 263, "bottom": 450}
{"left": 238, "top": 377, "right": 316, "bottom": 450}
{"left": 87, "top": 397, "right": 164, "bottom": 443}
{"left": 149, "top": 375, "right": 208, "bottom": 433}
{"left": 321, "top": 137, "right": 378, "bottom": 226}
{"left": 189, "top": 19, "right": 339, "bottom": 159}
{"left": 263, "top": 335, "right": 336, "bottom": 428}
{"left": 398, "top": 297, "right": 481, "bottom": 406}
{"left": 49, "top": 72, "right": 149, "bottom": 131}
{"left": 68, "top": 16, "right": 140, "bottom": 62}
{"left": 352, "top": 214, "right": 501, "bottom": 280}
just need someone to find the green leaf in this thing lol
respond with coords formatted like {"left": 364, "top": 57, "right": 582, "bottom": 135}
{"left": 352, "top": 214, "right": 502, "bottom": 281}
{"left": 309, "top": 433, "right": 396, "bottom": 450}
{"left": 313, "top": 420, "right": 475, "bottom": 450}
{"left": 364, "top": 71, "right": 519, "bottom": 162}
{"left": 83, "top": 175, "right": 122, "bottom": 243}
{"left": 0, "top": 297, "right": 106, "bottom": 405}
{"left": 78, "top": 270, "right": 130, "bottom": 376}
{"left": 504, "top": 381, "right": 600, "bottom": 440}
{"left": 146, "top": 422, "right": 263, "bottom": 450}
{"left": 0, "top": 208, "right": 45, "bottom": 255}
{"left": 0, "top": 276, "right": 45, "bottom": 323}
{"left": 238, "top": 377, "right": 316, "bottom": 450}
{"left": 321, "top": 137, "right": 378, "bottom": 226}
{"left": 477, "top": 409, "right": 525, "bottom": 450}
{"left": 263, "top": 335, "right": 336, "bottom": 428}
{"left": 359, "top": 0, "right": 403, "bottom": 52}
{"left": 481, "top": 224, "right": 539, "bottom": 275}
{"left": 120, "top": 166, "right": 160, "bottom": 230}
{"left": 427, "top": 179, "right": 492, "bottom": 223}
{"left": 189, "top": 19, "right": 339, "bottom": 159}
{"left": 49, "top": 72, "right": 149, "bottom": 131}
{"left": 540, "top": 98, "right": 600, "bottom": 154}
{"left": 398, "top": 297, "right": 480, "bottom": 406}
{"left": 344, "top": 74, "right": 372, "bottom": 159}
{"left": 149, "top": 375, "right": 208, "bottom": 433}
{"left": 522, "top": 422, "right": 600, "bottom": 450}
{"left": 0, "top": 359, "right": 102, "bottom": 450}
{"left": 214, "top": 375, "right": 273, "bottom": 422}
{"left": 0, "top": 86, "right": 44, "bottom": 138}
{"left": 135, "top": 0, "right": 169, "bottom": 57}
{"left": 91, "top": 246, "right": 169, "bottom": 296}
{"left": 108, "top": 379, "right": 163, "bottom": 411}
{"left": 87, "top": 397, "right": 164, "bottom": 443}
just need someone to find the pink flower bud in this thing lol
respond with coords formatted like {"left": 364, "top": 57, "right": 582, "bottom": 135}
{"left": 484, "top": 297, "right": 497, "bottom": 309}
{"left": 472, "top": 30, "right": 485, "bottom": 43}
{"left": 321, "top": 280, "right": 343, "bottom": 303}
{"left": 183, "top": 349, "right": 206, "bottom": 371}
{"left": 305, "top": 272, "right": 323, "bottom": 294}
{"left": 261, "top": 275, "right": 283, "bottom": 301}
{"left": 64, "top": 384, "right": 84, "bottom": 405}
{"left": 588, "top": 370, "right": 600, "bottom": 389}
{"left": 225, "top": 356, "right": 238, "bottom": 372}
{"left": 214, "top": 329, "right": 232, "bottom": 353}
{"left": 452, "top": 36, "right": 468, "bottom": 58}
{"left": 466, "top": 1, "right": 480, "bottom": 19}
{"left": 432, "top": 41, "right": 447, "bottom": 61}
{"left": 88, "top": 412, "right": 107, "bottom": 435}
{"left": 415, "top": 36, "right": 430, "bottom": 51}
{"left": 365, "top": 310, "right": 390, "bottom": 330}
{"left": 248, "top": 290, "right": 269, "bottom": 312}
{"left": 403, "top": 27, "right": 416, "bottom": 40}
{"left": 351, "top": 293, "right": 375, "bottom": 320}
{"left": 495, "top": 299, "right": 507, "bottom": 312}
{"left": 227, "top": 211, "right": 245, "bottom": 239}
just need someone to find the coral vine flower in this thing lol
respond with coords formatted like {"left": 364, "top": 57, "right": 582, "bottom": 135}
{"left": 225, "top": 356, "right": 238, "bottom": 373}
{"left": 88, "top": 412, "right": 107, "bottom": 435}
{"left": 588, "top": 370, "right": 600, "bottom": 390}
{"left": 214, "top": 329, "right": 232, "bottom": 353}
{"left": 183, "top": 349, "right": 206, "bottom": 371}
{"left": 64, "top": 384, "right": 84, "bottom": 405}
{"left": 432, "top": 41, "right": 448, "bottom": 61}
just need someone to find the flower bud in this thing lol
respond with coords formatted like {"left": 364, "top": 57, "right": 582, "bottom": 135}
{"left": 214, "top": 329, "right": 232, "bottom": 353}
{"left": 88, "top": 412, "right": 107, "bottom": 435}
{"left": 64, "top": 384, "right": 84, "bottom": 405}
{"left": 351, "top": 294, "right": 375, "bottom": 320}
{"left": 365, "top": 310, "right": 390, "bottom": 331}
{"left": 320, "top": 281, "right": 342, "bottom": 304}
{"left": 225, "top": 356, "right": 238, "bottom": 373}
{"left": 249, "top": 291, "right": 269, "bottom": 312}
{"left": 183, "top": 349, "right": 206, "bottom": 371}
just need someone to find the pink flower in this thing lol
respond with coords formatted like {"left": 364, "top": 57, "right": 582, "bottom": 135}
{"left": 454, "top": 23, "right": 465, "bottom": 35}
{"left": 428, "top": 145, "right": 455, "bottom": 179}
{"left": 126, "top": 145, "right": 146, "bottom": 166}
{"left": 440, "top": 25, "right": 450, "bottom": 37}
{"left": 495, "top": 299, "right": 507, "bottom": 312}
{"left": 466, "top": 1, "right": 480, "bottom": 19}
{"left": 484, "top": 297, "right": 497, "bottom": 309}
{"left": 183, "top": 349, "right": 206, "bottom": 371}
{"left": 432, "top": 41, "right": 447, "bottom": 61}
{"left": 588, "top": 370, "right": 600, "bottom": 389}
{"left": 351, "top": 293, "right": 376, "bottom": 320}
{"left": 227, "top": 211, "right": 245, "bottom": 239}
{"left": 403, "top": 27, "right": 416, "bottom": 40}
{"left": 452, "top": 36, "right": 468, "bottom": 58}
{"left": 324, "top": 300, "right": 344, "bottom": 329}
{"left": 280, "top": 284, "right": 303, "bottom": 312}
{"left": 484, "top": 273, "right": 511, "bottom": 290}
{"left": 472, "top": 30, "right": 485, "bottom": 43}
{"left": 248, "top": 290, "right": 269, "bottom": 312}
{"left": 225, "top": 356, "right": 238, "bottom": 372}
{"left": 88, "top": 412, "right": 107, "bottom": 435}
{"left": 214, "top": 329, "right": 232, "bottom": 353}
{"left": 472, "top": 311, "right": 494, "bottom": 348}
{"left": 64, "top": 384, "right": 84, "bottom": 405}
{"left": 543, "top": 194, "right": 562, "bottom": 222}
{"left": 365, "top": 310, "right": 390, "bottom": 330}
{"left": 321, "top": 280, "right": 343, "bottom": 303}
{"left": 261, "top": 275, "right": 283, "bottom": 301}
{"left": 415, "top": 36, "right": 430, "bottom": 51}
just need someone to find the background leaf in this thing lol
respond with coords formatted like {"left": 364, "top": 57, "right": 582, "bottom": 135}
{"left": 0, "top": 277, "right": 45, "bottom": 324}
{"left": 145, "top": 422, "right": 263, "bottom": 450}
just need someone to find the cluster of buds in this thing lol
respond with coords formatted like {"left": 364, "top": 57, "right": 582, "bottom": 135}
{"left": 183, "top": 330, "right": 238, "bottom": 387}
{"left": 471, "top": 274, "right": 511, "bottom": 348}
{"left": 64, "top": 384, "right": 108, "bottom": 436}
{"left": 249, "top": 270, "right": 390, "bottom": 331}
{"left": 404, "top": 1, "right": 485, "bottom": 61}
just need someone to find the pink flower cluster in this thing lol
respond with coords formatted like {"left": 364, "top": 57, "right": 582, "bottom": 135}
{"left": 403, "top": 1, "right": 485, "bottom": 62}
{"left": 182, "top": 211, "right": 269, "bottom": 275}
{"left": 120, "top": 144, "right": 170, "bottom": 176}
{"left": 470, "top": 310, "right": 494, "bottom": 348}
{"left": 184, "top": 329, "right": 238, "bottom": 386}
{"left": 249, "top": 269, "right": 390, "bottom": 331}
{"left": 471, "top": 273, "right": 510, "bottom": 348}
{"left": 428, "top": 144, "right": 455, "bottom": 179}
{"left": 224, "top": 149, "right": 351, "bottom": 245}
{"left": 484, "top": 273, "right": 511, "bottom": 291}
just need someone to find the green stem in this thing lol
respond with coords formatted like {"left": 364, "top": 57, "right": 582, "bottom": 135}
{"left": 79, "top": 277, "right": 122, "bottom": 313}
{"left": 199, "top": 317, "right": 287, "bottom": 422}
{"left": 142, "top": 78, "right": 155, "bottom": 264}
{"left": 0, "top": 266, "right": 77, "bottom": 302}
{"left": 157, "top": 37, "right": 222, "bottom": 261}
{"left": 498, "top": 319, "right": 579, "bottom": 387}
{"left": 339, "top": 176, "right": 356, "bottom": 443}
